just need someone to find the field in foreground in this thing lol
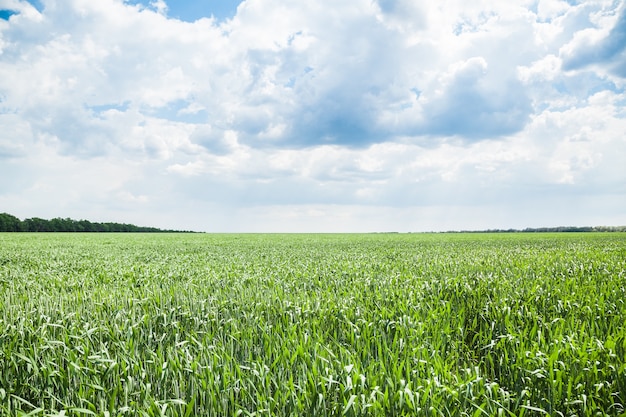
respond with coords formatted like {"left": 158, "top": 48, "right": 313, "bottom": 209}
{"left": 0, "top": 233, "right": 625, "bottom": 416}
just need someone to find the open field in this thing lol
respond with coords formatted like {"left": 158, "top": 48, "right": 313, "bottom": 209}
{"left": 0, "top": 232, "right": 625, "bottom": 416}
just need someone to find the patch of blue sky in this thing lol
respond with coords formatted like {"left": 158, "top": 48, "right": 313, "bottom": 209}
{"left": 589, "top": 79, "right": 621, "bottom": 95}
{"left": 553, "top": 80, "right": 569, "bottom": 94}
{"left": 0, "top": 9, "right": 18, "bottom": 20}
{"left": 87, "top": 102, "right": 130, "bottom": 118}
{"left": 615, "top": 95, "right": 626, "bottom": 109}
{"left": 143, "top": 99, "right": 208, "bottom": 124}
{"left": 24, "top": 1, "right": 43, "bottom": 12}
{"left": 563, "top": 72, "right": 622, "bottom": 97}
{"left": 126, "top": 0, "right": 244, "bottom": 22}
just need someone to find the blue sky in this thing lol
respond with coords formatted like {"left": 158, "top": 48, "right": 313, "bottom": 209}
{"left": 0, "top": 0, "right": 625, "bottom": 232}
{"left": 126, "top": 0, "right": 243, "bottom": 21}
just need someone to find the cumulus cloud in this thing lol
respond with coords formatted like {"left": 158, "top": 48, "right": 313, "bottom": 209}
{"left": 0, "top": 0, "right": 625, "bottom": 230}
{"left": 418, "top": 57, "right": 532, "bottom": 138}
{"left": 0, "top": 0, "right": 543, "bottom": 151}
{"left": 561, "top": 6, "right": 626, "bottom": 77}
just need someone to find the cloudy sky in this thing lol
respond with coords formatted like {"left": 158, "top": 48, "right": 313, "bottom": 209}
{"left": 1, "top": 0, "right": 625, "bottom": 232}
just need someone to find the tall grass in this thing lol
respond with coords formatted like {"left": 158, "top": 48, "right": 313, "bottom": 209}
{"left": 0, "top": 233, "right": 624, "bottom": 416}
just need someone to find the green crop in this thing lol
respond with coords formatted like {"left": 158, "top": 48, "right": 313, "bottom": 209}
{"left": 0, "top": 232, "right": 624, "bottom": 416}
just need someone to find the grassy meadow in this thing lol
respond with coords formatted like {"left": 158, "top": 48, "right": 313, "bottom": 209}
{"left": 0, "top": 232, "right": 624, "bottom": 416}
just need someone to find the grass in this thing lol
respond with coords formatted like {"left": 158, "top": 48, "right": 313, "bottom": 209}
{"left": 0, "top": 232, "right": 624, "bottom": 416}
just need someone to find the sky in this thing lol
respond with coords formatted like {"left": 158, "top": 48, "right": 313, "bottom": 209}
{"left": 0, "top": 0, "right": 625, "bottom": 232}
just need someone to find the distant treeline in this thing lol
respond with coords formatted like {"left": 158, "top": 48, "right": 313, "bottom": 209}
{"left": 450, "top": 226, "right": 626, "bottom": 233}
{"left": 0, "top": 213, "right": 194, "bottom": 233}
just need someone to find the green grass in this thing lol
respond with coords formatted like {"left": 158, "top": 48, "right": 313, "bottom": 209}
{"left": 0, "top": 232, "right": 625, "bottom": 416}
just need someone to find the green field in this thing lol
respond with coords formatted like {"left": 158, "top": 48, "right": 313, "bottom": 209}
{"left": 0, "top": 233, "right": 625, "bottom": 416}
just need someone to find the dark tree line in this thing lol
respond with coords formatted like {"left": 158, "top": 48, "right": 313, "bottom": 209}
{"left": 0, "top": 213, "right": 194, "bottom": 233}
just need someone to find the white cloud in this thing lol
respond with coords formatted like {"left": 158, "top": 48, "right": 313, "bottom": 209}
{"left": 536, "top": 0, "right": 571, "bottom": 22}
{"left": 560, "top": 3, "right": 626, "bottom": 78}
{"left": 0, "top": 0, "right": 625, "bottom": 230}
{"left": 518, "top": 54, "right": 562, "bottom": 83}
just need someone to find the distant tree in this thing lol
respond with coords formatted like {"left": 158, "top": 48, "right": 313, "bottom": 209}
{"left": 23, "top": 217, "right": 49, "bottom": 232}
{"left": 0, "top": 213, "right": 22, "bottom": 232}
{"left": 50, "top": 217, "right": 64, "bottom": 232}
{"left": 0, "top": 212, "right": 193, "bottom": 233}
